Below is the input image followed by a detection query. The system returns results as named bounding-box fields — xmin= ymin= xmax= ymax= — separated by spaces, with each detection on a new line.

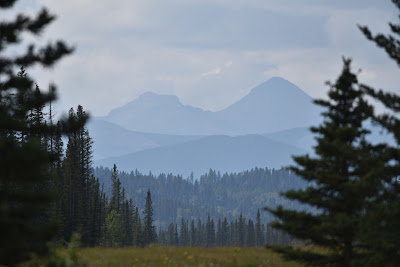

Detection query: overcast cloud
xmin=10 ymin=0 xmax=400 ymax=115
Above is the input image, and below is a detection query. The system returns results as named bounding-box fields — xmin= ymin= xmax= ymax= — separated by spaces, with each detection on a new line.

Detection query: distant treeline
xmin=158 ymin=210 xmax=292 ymax=247
xmin=94 ymin=166 xmax=308 ymax=229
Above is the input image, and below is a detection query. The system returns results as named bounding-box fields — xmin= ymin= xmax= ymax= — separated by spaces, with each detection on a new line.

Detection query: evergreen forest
xmin=94 ymin=166 xmax=307 ymax=229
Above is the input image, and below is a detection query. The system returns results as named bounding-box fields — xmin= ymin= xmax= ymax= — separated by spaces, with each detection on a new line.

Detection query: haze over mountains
xmin=91 ymin=77 xmax=323 ymax=176
xmin=96 ymin=134 xmax=305 ymax=177
xmin=87 ymin=120 xmax=203 ymax=161
xmin=97 ymin=77 xmax=321 ymax=135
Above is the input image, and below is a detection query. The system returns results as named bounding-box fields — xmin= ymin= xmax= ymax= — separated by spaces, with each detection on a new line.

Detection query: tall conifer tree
xmin=266 ymin=59 xmax=380 ymax=266
xmin=0 ymin=1 xmax=74 ymax=264
xmin=357 ymin=1 xmax=400 ymax=264
xmin=255 ymin=209 xmax=263 ymax=246
xmin=143 ymin=189 xmax=156 ymax=245
xmin=108 ymin=164 xmax=122 ymax=214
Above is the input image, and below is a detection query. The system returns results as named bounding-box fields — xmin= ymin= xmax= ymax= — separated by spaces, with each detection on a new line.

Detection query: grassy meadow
xmin=72 ymin=246 xmax=302 ymax=267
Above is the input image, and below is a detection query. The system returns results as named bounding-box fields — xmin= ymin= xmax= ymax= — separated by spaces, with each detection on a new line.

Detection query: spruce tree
xmin=221 ymin=217 xmax=229 ymax=246
xmin=174 ymin=224 xmax=179 ymax=245
xmin=255 ymin=209 xmax=263 ymax=246
xmin=62 ymin=106 xmax=92 ymax=243
xmin=0 ymin=1 xmax=74 ymax=265
xmin=108 ymin=164 xmax=122 ymax=214
xmin=238 ymin=213 xmax=245 ymax=247
xmin=125 ymin=199 xmax=135 ymax=246
xmin=166 ymin=222 xmax=175 ymax=246
xmin=179 ymin=217 xmax=187 ymax=246
xmin=266 ymin=59 xmax=379 ymax=266
xmin=216 ymin=218 xmax=222 ymax=246
xmin=133 ymin=210 xmax=143 ymax=247
xmin=143 ymin=189 xmax=156 ymax=245
xmin=189 ymin=219 xmax=196 ymax=246
xmin=246 ymin=219 xmax=255 ymax=247
xmin=356 ymin=1 xmax=400 ymax=264
xmin=196 ymin=219 xmax=204 ymax=246
xmin=102 ymin=210 xmax=124 ymax=247
xmin=210 ymin=218 xmax=216 ymax=247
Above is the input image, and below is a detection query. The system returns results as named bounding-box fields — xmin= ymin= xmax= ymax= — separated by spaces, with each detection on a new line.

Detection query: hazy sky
xmin=10 ymin=0 xmax=400 ymax=116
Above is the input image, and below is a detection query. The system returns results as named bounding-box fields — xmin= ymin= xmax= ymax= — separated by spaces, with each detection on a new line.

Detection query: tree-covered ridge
xmin=94 ymin=166 xmax=308 ymax=229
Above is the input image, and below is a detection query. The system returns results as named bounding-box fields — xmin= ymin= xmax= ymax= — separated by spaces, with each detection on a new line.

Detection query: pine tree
xmin=266 ymin=59 xmax=379 ymax=266
xmin=99 ymin=185 xmax=107 ymax=245
xmin=102 ymin=210 xmax=124 ymax=247
xmin=205 ymin=214 xmax=214 ymax=247
xmin=166 ymin=222 xmax=175 ymax=246
xmin=216 ymin=218 xmax=222 ymax=246
xmin=246 ymin=219 xmax=255 ymax=247
xmin=232 ymin=220 xmax=238 ymax=246
xmin=255 ymin=209 xmax=263 ymax=246
xmin=260 ymin=223 xmax=266 ymax=246
xmin=179 ymin=217 xmax=188 ymax=246
xmin=196 ymin=219 xmax=204 ymax=246
xmin=61 ymin=106 xmax=93 ymax=243
xmin=238 ymin=213 xmax=245 ymax=247
xmin=143 ymin=189 xmax=156 ymax=245
xmin=221 ymin=217 xmax=229 ymax=246
xmin=210 ymin=218 xmax=216 ymax=247
xmin=356 ymin=1 xmax=400 ymax=264
xmin=26 ymin=83 xmax=46 ymax=143
xmin=158 ymin=228 xmax=166 ymax=245
xmin=0 ymin=1 xmax=73 ymax=265
xmin=133 ymin=209 xmax=143 ymax=247
xmin=125 ymin=199 xmax=135 ymax=246
xmin=53 ymin=122 xmax=64 ymax=176
xmin=174 ymin=224 xmax=179 ymax=246
xmin=46 ymin=123 xmax=64 ymax=242
xmin=189 ymin=219 xmax=196 ymax=246
xmin=108 ymin=164 xmax=122 ymax=214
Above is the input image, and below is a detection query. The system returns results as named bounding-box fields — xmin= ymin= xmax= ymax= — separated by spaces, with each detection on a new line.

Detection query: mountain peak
xmin=248 ymin=77 xmax=312 ymax=100
xmin=105 ymin=92 xmax=181 ymax=119
xmin=138 ymin=91 xmax=180 ymax=103
xmin=140 ymin=91 xmax=160 ymax=98
xmin=266 ymin=76 xmax=290 ymax=83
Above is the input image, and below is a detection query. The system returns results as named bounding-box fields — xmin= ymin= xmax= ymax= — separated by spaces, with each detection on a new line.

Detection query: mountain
xmin=97 ymin=92 xmax=224 ymax=135
xmin=214 ymin=77 xmax=322 ymax=134
xmin=87 ymin=119 xmax=203 ymax=161
xmin=97 ymin=77 xmax=322 ymax=135
xmin=95 ymin=134 xmax=305 ymax=177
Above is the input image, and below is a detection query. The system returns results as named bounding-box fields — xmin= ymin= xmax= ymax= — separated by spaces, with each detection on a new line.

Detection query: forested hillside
xmin=94 ymin=166 xmax=308 ymax=229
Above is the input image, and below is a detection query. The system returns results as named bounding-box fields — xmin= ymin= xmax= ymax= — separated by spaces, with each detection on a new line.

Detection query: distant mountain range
xmin=90 ymin=77 xmax=324 ymax=175
xmin=97 ymin=77 xmax=322 ymax=135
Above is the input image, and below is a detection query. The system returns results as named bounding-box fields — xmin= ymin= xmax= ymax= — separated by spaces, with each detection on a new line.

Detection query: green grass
xmin=74 ymin=246 xmax=302 ymax=267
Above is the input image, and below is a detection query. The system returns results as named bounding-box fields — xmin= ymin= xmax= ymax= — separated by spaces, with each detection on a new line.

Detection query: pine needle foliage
xmin=356 ymin=0 xmax=400 ymax=265
xmin=0 ymin=1 xmax=76 ymax=265
xmin=265 ymin=59 xmax=382 ymax=267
